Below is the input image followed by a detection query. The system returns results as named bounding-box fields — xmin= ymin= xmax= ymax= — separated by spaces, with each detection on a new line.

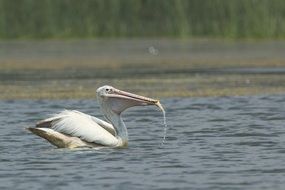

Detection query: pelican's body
xmin=28 ymin=86 xmax=159 ymax=148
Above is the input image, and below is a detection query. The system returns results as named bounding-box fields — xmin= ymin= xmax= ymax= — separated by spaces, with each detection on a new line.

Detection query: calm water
xmin=1 ymin=95 xmax=285 ymax=190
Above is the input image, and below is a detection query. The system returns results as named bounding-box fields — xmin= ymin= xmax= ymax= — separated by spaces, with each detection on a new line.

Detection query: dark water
xmin=1 ymin=95 xmax=285 ymax=190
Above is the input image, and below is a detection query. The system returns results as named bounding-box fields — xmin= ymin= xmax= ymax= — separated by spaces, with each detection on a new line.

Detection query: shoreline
xmin=1 ymin=40 xmax=285 ymax=99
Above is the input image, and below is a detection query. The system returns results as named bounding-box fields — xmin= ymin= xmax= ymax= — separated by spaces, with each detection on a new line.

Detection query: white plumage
xmin=46 ymin=110 xmax=118 ymax=146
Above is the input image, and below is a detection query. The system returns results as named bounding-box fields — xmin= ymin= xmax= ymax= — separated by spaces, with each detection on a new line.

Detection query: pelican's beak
xmin=114 ymin=89 xmax=158 ymax=105
xmin=105 ymin=88 xmax=159 ymax=113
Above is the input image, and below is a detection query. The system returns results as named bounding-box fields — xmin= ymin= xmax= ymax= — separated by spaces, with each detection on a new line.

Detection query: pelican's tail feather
xmin=27 ymin=127 xmax=91 ymax=148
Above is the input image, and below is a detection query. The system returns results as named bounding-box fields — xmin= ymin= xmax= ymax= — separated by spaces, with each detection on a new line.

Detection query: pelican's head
xmin=96 ymin=85 xmax=158 ymax=118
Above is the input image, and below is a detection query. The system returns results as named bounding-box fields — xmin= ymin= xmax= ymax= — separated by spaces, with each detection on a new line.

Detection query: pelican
xmin=28 ymin=85 xmax=161 ymax=148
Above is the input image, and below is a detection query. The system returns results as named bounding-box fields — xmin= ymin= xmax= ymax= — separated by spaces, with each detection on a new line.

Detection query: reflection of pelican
xmin=28 ymin=85 xmax=160 ymax=148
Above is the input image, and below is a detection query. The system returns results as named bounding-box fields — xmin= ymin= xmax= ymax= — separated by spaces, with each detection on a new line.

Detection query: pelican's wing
xmin=36 ymin=110 xmax=118 ymax=147
xmin=87 ymin=114 xmax=116 ymax=136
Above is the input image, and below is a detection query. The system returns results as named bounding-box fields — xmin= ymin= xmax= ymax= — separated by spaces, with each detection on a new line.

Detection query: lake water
xmin=0 ymin=95 xmax=285 ymax=190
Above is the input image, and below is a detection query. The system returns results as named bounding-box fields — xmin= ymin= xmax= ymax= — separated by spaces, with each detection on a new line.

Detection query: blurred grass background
xmin=1 ymin=0 xmax=285 ymax=39
xmin=1 ymin=0 xmax=285 ymax=99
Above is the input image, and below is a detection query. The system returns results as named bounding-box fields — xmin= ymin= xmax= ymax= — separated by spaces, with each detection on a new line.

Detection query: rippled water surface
xmin=1 ymin=95 xmax=285 ymax=190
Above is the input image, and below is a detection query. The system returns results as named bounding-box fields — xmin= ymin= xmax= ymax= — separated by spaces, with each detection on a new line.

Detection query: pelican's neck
xmin=98 ymin=99 xmax=128 ymax=147
xmin=108 ymin=113 xmax=128 ymax=147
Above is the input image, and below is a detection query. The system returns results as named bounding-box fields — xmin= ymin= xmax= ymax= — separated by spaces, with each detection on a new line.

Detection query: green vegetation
xmin=0 ymin=0 xmax=285 ymax=39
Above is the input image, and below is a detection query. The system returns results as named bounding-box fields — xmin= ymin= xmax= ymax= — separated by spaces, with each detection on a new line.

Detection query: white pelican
xmin=28 ymin=85 xmax=161 ymax=148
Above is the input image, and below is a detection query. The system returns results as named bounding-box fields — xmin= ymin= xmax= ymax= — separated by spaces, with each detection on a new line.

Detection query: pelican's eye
xmin=105 ymin=88 xmax=112 ymax=93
